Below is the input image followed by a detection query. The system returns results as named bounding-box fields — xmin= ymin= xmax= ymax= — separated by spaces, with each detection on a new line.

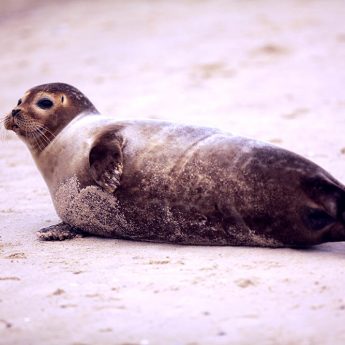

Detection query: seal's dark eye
xmin=37 ymin=98 xmax=53 ymax=109
xmin=17 ymin=99 xmax=22 ymax=106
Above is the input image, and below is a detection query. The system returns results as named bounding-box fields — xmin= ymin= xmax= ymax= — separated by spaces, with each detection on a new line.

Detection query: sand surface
xmin=1 ymin=0 xmax=345 ymax=344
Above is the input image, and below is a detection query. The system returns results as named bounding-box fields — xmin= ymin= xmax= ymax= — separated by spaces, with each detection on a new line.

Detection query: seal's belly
xmin=54 ymin=174 xmax=279 ymax=246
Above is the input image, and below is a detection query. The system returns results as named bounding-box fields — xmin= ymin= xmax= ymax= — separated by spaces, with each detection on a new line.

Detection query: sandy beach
xmin=1 ymin=0 xmax=345 ymax=344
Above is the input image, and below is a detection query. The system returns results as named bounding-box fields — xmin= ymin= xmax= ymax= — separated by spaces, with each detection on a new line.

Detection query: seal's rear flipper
xmin=301 ymin=174 xmax=345 ymax=243
xmin=301 ymin=174 xmax=345 ymax=222
xmin=37 ymin=222 xmax=88 ymax=241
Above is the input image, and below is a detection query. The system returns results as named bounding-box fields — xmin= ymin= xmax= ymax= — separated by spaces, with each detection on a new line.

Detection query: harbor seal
xmin=3 ymin=83 xmax=345 ymax=247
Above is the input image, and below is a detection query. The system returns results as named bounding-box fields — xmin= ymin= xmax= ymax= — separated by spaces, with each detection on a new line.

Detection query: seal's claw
xmin=37 ymin=222 xmax=86 ymax=241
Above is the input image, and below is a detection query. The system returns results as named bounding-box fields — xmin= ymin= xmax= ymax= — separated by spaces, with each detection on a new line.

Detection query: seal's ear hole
xmin=303 ymin=208 xmax=334 ymax=231
xmin=61 ymin=95 xmax=65 ymax=103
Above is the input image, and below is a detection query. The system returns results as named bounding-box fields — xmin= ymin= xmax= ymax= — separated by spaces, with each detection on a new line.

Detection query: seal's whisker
xmin=10 ymin=114 xmax=56 ymax=150
xmin=31 ymin=131 xmax=45 ymax=151
xmin=0 ymin=112 xmax=9 ymax=122
xmin=27 ymin=128 xmax=43 ymax=151
xmin=37 ymin=130 xmax=50 ymax=149
xmin=34 ymin=135 xmax=44 ymax=152
xmin=25 ymin=119 xmax=56 ymax=144
xmin=38 ymin=124 xmax=56 ymax=140
xmin=0 ymin=126 xmax=9 ymax=142
xmin=0 ymin=114 xmax=7 ymax=124
xmin=34 ymin=126 xmax=51 ymax=143
xmin=0 ymin=115 xmax=10 ymax=143
xmin=35 ymin=128 xmax=52 ymax=147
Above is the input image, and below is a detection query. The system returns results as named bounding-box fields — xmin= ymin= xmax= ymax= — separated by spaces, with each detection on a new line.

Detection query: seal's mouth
xmin=3 ymin=115 xmax=19 ymax=132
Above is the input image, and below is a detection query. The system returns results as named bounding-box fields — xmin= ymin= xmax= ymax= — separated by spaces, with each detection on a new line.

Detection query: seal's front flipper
xmin=89 ymin=133 xmax=124 ymax=194
xmin=37 ymin=222 xmax=86 ymax=241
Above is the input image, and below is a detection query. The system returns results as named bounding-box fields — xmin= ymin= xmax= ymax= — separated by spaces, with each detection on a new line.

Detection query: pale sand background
xmin=1 ymin=1 xmax=345 ymax=344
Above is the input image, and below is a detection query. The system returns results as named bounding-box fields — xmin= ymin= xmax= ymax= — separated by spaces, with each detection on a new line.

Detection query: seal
xmin=3 ymin=83 xmax=345 ymax=247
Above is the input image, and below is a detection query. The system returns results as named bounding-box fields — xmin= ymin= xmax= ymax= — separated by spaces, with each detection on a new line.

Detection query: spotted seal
xmin=3 ymin=83 xmax=345 ymax=247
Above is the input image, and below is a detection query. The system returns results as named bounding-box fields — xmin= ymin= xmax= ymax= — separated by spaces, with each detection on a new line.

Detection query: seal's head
xmin=3 ymin=83 xmax=98 ymax=154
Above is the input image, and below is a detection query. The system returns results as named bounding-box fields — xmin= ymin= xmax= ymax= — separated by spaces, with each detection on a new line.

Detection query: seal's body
xmin=4 ymin=83 xmax=345 ymax=246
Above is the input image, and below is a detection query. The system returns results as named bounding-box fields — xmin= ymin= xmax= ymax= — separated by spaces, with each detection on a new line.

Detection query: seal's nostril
xmin=12 ymin=108 xmax=21 ymax=117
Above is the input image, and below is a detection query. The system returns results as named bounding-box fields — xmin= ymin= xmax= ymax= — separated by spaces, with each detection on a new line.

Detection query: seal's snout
xmin=3 ymin=113 xmax=18 ymax=131
xmin=11 ymin=108 xmax=21 ymax=117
